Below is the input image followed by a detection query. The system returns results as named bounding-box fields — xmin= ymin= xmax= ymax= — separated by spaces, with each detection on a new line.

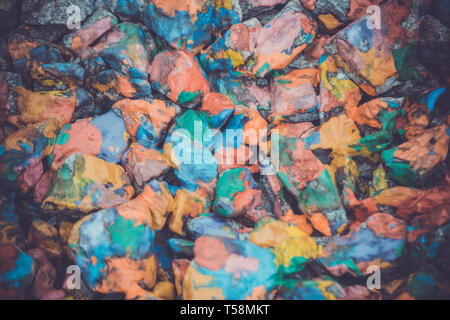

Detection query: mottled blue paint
xmin=0 ymin=251 xmax=33 ymax=289
xmin=90 ymin=109 xmax=128 ymax=164
xmin=209 ymin=109 xmax=234 ymax=129
xmin=173 ymin=137 xmax=218 ymax=187
xmin=187 ymin=216 xmax=239 ymax=240
xmin=73 ymin=87 xmax=93 ymax=107
xmin=167 ymin=238 xmax=194 ymax=256
xmin=116 ymin=0 xmax=142 ymax=17
xmin=136 ymin=115 xmax=158 ymax=148
xmin=214 ymin=113 xmax=245 ymax=152
xmin=332 ymin=227 xmax=404 ymax=263
xmin=28 ymin=44 xmax=63 ymax=65
xmin=344 ymin=17 xmax=375 ymax=53
xmin=143 ymin=5 xmax=193 ymax=44
xmin=425 ymin=87 xmax=446 ymax=112
xmin=74 ymin=206 xmax=155 ymax=290
xmin=40 ymin=63 xmax=85 ymax=82
xmin=303 ymin=131 xmax=321 ymax=150
xmin=290 ymin=286 xmax=326 ymax=300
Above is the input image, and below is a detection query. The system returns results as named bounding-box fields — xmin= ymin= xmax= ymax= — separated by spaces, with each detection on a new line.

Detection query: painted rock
xmin=187 ymin=216 xmax=239 ymax=240
xmin=250 ymin=218 xmax=319 ymax=274
xmin=9 ymin=87 xmax=80 ymax=126
xmin=167 ymin=109 xmax=216 ymax=150
xmin=27 ymin=219 xmax=63 ymax=258
xmin=216 ymin=77 xmax=272 ymax=113
xmin=271 ymin=132 xmax=346 ymax=235
xmin=0 ymin=222 xmax=25 ymax=249
xmin=182 ymin=236 xmax=280 ymax=299
xmin=406 ymin=207 xmax=450 ymax=244
xmin=199 ymin=92 xmax=235 ymax=130
xmin=263 ymin=128 xmax=315 ymax=225
xmin=49 ymin=109 xmax=129 ymax=170
xmin=381 ymin=124 xmax=449 ymax=187
xmin=167 ymin=239 xmax=194 ymax=257
xmin=213 ymin=125 xmax=260 ymax=174
xmin=200 ymin=18 xmax=262 ymax=73
xmin=318 ymin=213 xmax=407 ymax=277
xmin=64 ymin=9 xmax=119 ymax=58
xmin=299 ymin=0 xmax=382 ymax=31
xmin=303 ymin=114 xmax=362 ymax=189
xmin=42 ymin=154 xmax=134 ymax=214
xmin=227 ymin=105 xmax=269 ymax=148
xmin=27 ymin=248 xmax=65 ymax=300
xmin=58 ymin=221 xmax=74 ymax=258
xmin=166 ymin=140 xmax=217 ymax=187
xmin=396 ymin=87 xmax=447 ymax=141
xmin=318 ymin=54 xmax=361 ymax=113
xmin=346 ymin=97 xmax=405 ymax=130
xmin=90 ymin=69 xmax=152 ymax=103
xmin=304 ymin=112 xmax=360 ymax=156
xmin=108 ymin=0 xmax=240 ymax=53
xmin=279 ymin=210 xmax=314 ymax=236
xmin=94 ymin=23 xmax=154 ymax=80
xmin=305 ymin=34 xmax=331 ymax=63
xmin=68 ymin=203 xmax=158 ymax=299
xmin=124 ymin=144 xmax=169 ymax=187
xmin=279 ymin=277 xmax=346 ymax=300
xmin=8 ymin=36 xmax=64 ymax=79
xmin=34 ymin=171 xmax=54 ymax=204
xmin=369 ymin=164 xmax=389 ymax=196
xmin=269 ymin=68 xmax=319 ymax=123
xmin=32 ymin=62 xmax=85 ymax=89
xmin=150 ymin=50 xmax=210 ymax=108
xmin=213 ymin=167 xmax=264 ymax=221
xmin=352 ymin=108 xmax=402 ymax=154
xmin=0 ymin=119 xmax=59 ymax=190
xmin=375 ymin=174 xmax=450 ymax=222
xmin=249 ymin=0 xmax=318 ymax=77
xmin=164 ymin=111 xmax=218 ymax=188
xmin=151 ymin=281 xmax=176 ymax=300
xmin=169 ymin=183 xmax=217 ymax=235
xmin=0 ymin=244 xmax=35 ymax=299
xmin=212 ymin=98 xmax=271 ymax=173
xmin=82 ymin=23 xmax=154 ymax=102
xmin=113 ymin=98 xmax=176 ymax=148
xmin=324 ymin=0 xmax=422 ymax=96
xmin=116 ymin=180 xmax=175 ymax=232
xmin=70 ymin=88 xmax=96 ymax=121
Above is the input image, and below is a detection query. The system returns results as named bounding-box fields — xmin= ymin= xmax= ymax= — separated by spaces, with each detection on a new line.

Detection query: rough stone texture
xmin=22 ymin=0 xmax=95 ymax=26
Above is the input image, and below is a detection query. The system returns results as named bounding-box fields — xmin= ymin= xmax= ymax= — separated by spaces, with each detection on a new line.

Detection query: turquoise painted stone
xmin=182 ymin=236 xmax=281 ymax=299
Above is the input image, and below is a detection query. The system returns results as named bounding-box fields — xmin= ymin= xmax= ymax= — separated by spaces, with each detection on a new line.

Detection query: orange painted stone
xmin=150 ymin=50 xmax=210 ymax=108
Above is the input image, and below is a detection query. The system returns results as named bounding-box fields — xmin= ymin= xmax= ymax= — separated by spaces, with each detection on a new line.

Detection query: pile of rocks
xmin=0 ymin=0 xmax=449 ymax=300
